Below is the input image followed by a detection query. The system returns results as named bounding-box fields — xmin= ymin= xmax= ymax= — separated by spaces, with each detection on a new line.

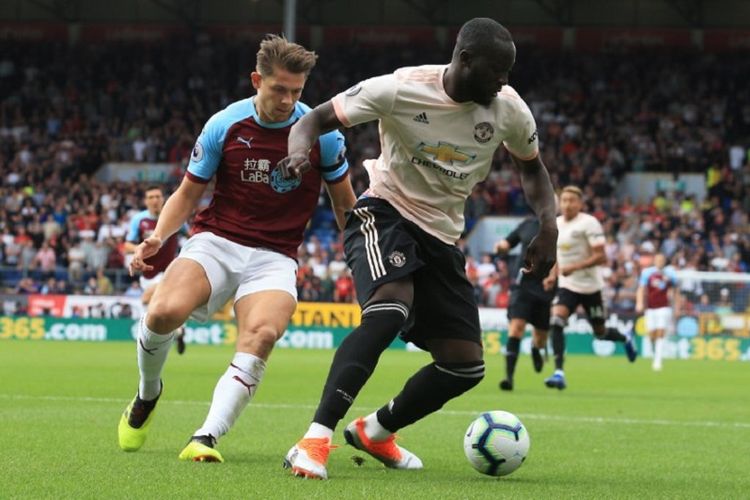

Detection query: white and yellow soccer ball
xmin=463 ymin=410 xmax=530 ymax=477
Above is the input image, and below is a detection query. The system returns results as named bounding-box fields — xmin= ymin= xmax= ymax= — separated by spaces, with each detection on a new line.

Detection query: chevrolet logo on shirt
xmin=417 ymin=142 xmax=476 ymax=165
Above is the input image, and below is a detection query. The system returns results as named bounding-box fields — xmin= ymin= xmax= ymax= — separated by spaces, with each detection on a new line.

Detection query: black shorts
xmin=552 ymin=288 xmax=606 ymax=322
xmin=507 ymin=285 xmax=552 ymax=330
xmin=344 ymin=197 xmax=481 ymax=350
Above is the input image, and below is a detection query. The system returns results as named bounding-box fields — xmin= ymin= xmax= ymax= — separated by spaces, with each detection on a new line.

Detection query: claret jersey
xmin=186 ymin=97 xmax=349 ymax=259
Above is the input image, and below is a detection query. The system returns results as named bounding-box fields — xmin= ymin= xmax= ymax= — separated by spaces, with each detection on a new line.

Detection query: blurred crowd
xmin=1 ymin=37 xmax=749 ymax=311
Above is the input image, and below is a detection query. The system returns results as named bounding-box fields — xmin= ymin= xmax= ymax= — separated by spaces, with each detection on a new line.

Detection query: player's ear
xmin=458 ymin=49 xmax=473 ymax=68
xmin=250 ymin=72 xmax=263 ymax=90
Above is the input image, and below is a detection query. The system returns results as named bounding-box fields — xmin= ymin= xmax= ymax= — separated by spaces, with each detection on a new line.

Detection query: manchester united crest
xmin=473 ymin=122 xmax=494 ymax=144
xmin=388 ymin=251 xmax=406 ymax=268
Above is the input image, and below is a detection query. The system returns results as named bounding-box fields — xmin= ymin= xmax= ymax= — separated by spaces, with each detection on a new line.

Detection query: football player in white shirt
xmin=544 ymin=186 xmax=637 ymax=390
xmin=278 ymin=18 xmax=558 ymax=480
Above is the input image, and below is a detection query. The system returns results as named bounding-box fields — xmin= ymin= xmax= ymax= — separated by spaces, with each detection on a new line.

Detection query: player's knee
xmin=550 ymin=315 xmax=567 ymax=330
xmin=433 ymin=360 xmax=485 ymax=396
xmin=146 ymin=298 xmax=189 ymax=333
xmin=237 ymin=323 xmax=280 ymax=352
xmin=360 ymin=299 xmax=410 ymax=333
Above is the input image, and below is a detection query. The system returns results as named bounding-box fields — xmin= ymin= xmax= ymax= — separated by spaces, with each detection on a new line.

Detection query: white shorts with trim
xmin=139 ymin=272 xmax=165 ymax=291
xmin=645 ymin=307 xmax=672 ymax=332
xmin=178 ymin=232 xmax=298 ymax=322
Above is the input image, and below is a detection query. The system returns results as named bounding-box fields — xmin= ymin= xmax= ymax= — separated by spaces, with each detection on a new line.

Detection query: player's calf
xmin=377 ymin=360 xmax=484 ymax=432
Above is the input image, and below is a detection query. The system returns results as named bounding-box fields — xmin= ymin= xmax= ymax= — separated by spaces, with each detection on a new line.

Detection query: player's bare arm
xmin=129 ymin=177 xmax=206 ymax=275
xmin=494 ymin=239 xmax=511 ymax=254
xmin=543 ymin=261 xmax=558 ymax=291
xmin=636 ymin=283 xmax=646 ymax=313
xmin=324 ymin=176 xmax=357 ymax=231
xmin=560 ymin=244 xmax=606 ymax=277
xmin=278 ymin=101 xmax=344 ymax=179
xmin=510 ymin=154 xmax=557 ymax=279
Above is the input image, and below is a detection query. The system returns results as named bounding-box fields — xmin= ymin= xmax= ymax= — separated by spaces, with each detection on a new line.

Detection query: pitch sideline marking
xmin=2 ymin=393 xmax=749 ymax=429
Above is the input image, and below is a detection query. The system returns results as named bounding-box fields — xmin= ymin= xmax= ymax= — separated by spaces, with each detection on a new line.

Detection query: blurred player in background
xmin=125 ymin=185 xmax=186 ymax=354
xmin=118 ymin=35 xmax=356 ymax=463
xmin=636 ymin=253 xmax=679 ymax=371
xmin=279 ymin=17 xmax=557 ymax=480
xmin=495 ymin=214 xmax=558 ymax=391
xmin=544 ymin=185 xmax=637 ymax=390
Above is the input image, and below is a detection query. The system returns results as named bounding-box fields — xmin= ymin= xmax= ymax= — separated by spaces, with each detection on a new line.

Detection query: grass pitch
xmin=1 ymin=340 xmax=749 ymax=499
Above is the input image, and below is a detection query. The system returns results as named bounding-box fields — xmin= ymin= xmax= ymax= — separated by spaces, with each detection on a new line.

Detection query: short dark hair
xmin=455 ymin=17 xmax=513 ymax=53
xmin=144 ymin=185 xmax=163 ymax=194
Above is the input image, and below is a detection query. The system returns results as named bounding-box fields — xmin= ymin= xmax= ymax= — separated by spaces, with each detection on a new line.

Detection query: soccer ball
xmin=463 ymin=410 xmax=530 ymax=477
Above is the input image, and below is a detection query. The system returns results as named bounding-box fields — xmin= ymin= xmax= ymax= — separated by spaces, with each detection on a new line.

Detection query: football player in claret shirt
xmin=279 ymin=17 xmax=557 ymax=479
xmin=125 ymin=185 xmax=187 ymax=354
xmin=118 ymin=35 xmax=356 ymax=463
xmin=636 ymin=253 xmax=679 ymax=371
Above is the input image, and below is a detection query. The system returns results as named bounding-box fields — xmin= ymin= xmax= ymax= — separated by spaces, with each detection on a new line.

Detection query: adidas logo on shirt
xmin=413 ymin=112 xmax=429 ymax=124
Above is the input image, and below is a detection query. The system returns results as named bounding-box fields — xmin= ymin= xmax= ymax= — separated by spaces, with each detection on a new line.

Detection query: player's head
xmin=251 ymin=34 xmax=318 ymax=123
xmin=654 ymin=253 xmax=667 ymax=269
xmin=143 ymin=185 xmax=164 ymax=215
xmin=559 ymin=185 xmax=584 ymax=220
xmin=451 ymin=18 xmax=515 ymax=106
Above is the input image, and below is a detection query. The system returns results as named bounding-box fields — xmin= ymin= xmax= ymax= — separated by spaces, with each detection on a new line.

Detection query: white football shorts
xmin=645 ymin=307 xmax=672 ymax=332
xmin=177 ymin=231 xmax=298 ymax=322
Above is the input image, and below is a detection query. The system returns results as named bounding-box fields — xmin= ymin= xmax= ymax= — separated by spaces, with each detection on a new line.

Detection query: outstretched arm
xmin=278 ymin=102 xmax=344 ymax=179
xmin=511 ymin=154 xmax=558 ymax=278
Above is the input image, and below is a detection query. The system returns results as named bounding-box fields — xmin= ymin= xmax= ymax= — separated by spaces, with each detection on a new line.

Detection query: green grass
xmin=1 ymin=340 xmax=749 ymax=499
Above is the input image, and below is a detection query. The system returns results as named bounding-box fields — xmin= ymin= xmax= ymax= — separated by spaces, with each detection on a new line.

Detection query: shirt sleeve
xmin=331 ymin=74 xmax=397 ymax=128
xmin=585 ymin=217 xmax=606 ymax=247
xmin=318 ymin=129 xmax=349 ymax=184
xmin=639 ymin=268 xmax=653 ymax=287
xmin=126 ymin=214 xmax=141 ymax=243
xmin=186 ymin=113 xmax=225 ymax=183
xmin=502 ymin=98 xmax=539 ymax=161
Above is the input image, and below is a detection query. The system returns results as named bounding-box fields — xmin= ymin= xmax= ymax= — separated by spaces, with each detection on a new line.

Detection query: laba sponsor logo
xmin=277 ymin=329 xmax=333 ymax=349
xmin=48 ymin=323 xmax=107 ymax=341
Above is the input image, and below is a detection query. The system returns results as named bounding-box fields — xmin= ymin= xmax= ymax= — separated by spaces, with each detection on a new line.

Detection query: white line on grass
xmin=2 ymin=393 xmax=749 ymax=430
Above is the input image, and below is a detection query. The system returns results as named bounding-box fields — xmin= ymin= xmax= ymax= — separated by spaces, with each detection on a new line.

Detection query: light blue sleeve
xmin=318 ymin=129 xmax=349 ymax=183
xmin=126 ymin=212 xmax=144 ymax=242
xmin=666 ymin=267 xmax=678 ymax=286
xmin=187 ymin=114 xmax=226 ymax=181
xmin=639 ymin=267 xmax=654 ymax=287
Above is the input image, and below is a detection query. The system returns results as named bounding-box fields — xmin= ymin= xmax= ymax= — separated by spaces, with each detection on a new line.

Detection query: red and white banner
xmin=28 ymin=295 xmax=143 ymax=319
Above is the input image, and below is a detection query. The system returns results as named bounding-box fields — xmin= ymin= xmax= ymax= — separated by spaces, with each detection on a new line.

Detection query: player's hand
xmin=523 ymin=225 xmax=557 ymax=279
xmin=128 ymin=236 xmax=162 ymax=276
xmin=277 ymin=153 xmax=312 ymax=180
xmin=542 ymin=275 xmax=556 ymax=291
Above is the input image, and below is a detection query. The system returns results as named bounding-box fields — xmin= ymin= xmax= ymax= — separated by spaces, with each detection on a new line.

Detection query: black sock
xmin=376 ymin=361 xmax=484 ymax=432
xmin=313 ymin=301 xmax=408 ymax=430
xmin=505 ymin=337 xmax=520 ymax=381
xmin=601 ymin=327 xmax=626 ymax=342
xmin=551 ymin=324 xmax=565 ymax=371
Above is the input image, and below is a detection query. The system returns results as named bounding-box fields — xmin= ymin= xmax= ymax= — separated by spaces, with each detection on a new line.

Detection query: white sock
xmin=303 ymin=422 xmax=334 ymax=441
xmin=362 ymin=412 xmax=391 ymax=441
xmin=653 ymin=338 xmax=664 ymax=365
xmin=137 ymin=314 xmax=174 ymax=400
xmin=554 ymin=369 xmax=565 ymax=376
xmin=195 ymin=352 xmax=266 ymax=441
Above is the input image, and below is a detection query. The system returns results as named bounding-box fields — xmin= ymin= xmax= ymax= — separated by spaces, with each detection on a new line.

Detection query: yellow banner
xmin=290 ymin=302 xmax=361 ymax=329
